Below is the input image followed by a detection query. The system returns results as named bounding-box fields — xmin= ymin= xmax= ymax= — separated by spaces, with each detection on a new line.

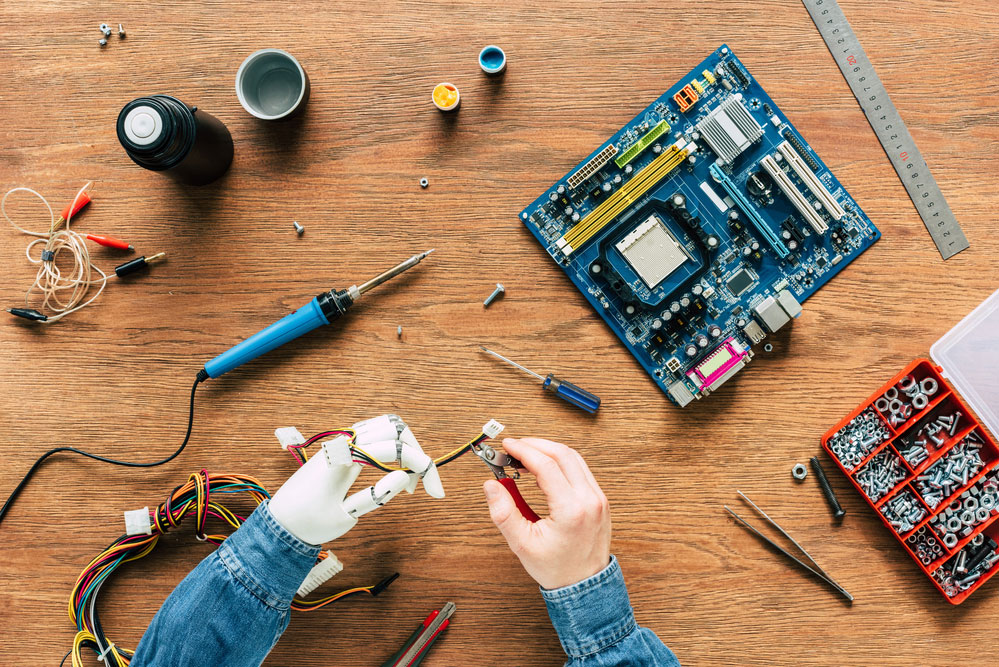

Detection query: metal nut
xmin=791 ymin=463 xmax=807 ymax=481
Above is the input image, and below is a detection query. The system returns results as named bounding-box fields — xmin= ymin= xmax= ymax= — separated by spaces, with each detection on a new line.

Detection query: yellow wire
xmin=350 ymin=433 xmax=484 ymax=473
xmin=72 ymin=629 xmax=126 ymax=667
xmin=293 ymin=585 xmax=373 ymax=608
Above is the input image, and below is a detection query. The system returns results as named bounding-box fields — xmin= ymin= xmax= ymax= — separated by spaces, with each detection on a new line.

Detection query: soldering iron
xmin=0 ymin=249 xmax=435 ymax=527
xmin=204 ymin=249 xmax=434 ymax=378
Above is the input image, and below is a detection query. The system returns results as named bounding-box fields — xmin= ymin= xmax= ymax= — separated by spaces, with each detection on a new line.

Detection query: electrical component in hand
xmin=283 ymin=420 xmax=493 ymax=473
xmin=2 ymin=183 xmax=162 ymax=323
xmin=66 ymin=470 xmax=398 ymax=667
xmin=281 ymin=416 xmax=534 ymax=520
xmin=203 ymin=249 xmax=435 ymax=378
xmin=479 ymin=346 xmax=601 ymax=413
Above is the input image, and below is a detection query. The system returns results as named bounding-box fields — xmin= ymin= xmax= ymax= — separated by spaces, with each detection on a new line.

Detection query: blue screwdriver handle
xmin=204 ymin=297 xmax=330 ymax=378
xmin=543 ymin=374 xmax=601 ymax=413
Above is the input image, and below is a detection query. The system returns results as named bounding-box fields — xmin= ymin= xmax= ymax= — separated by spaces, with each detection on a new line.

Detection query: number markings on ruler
xmin=801 ymin=0 xmax=969 ymax=260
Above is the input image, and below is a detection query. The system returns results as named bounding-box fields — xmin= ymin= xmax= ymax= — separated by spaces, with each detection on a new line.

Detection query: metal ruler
xmin=801 ymin=0 xmax=969 ymax=259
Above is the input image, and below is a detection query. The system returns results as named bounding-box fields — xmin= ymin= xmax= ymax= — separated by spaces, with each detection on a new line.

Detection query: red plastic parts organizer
xmin=820 ymin=290 xmax=999 ymax=604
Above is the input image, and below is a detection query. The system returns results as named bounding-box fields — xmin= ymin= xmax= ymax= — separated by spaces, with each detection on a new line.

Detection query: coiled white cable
xmin=2 ymin=182 xmax=108 ymax=323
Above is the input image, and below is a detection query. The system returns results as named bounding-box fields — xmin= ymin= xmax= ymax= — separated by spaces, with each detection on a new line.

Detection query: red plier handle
xmin=472 ymin=442 xmax=541 ymax=523
xmin=498 ymin=477 xmax=541 ymax=522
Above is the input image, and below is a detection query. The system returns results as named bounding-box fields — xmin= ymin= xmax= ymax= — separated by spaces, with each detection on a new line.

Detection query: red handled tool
xmin=381 ymin=602 xmax=455 ymax=667
xmin=471 ymin=440 xmax=541 ymax=522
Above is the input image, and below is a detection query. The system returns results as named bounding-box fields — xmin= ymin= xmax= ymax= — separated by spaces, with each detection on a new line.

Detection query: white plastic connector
xmin=296 ymin=551 xmax=344 ymax=597
xmin=320 ymin=436 xmax=353 ymax=467
xmin=124 ymin=507 xmax=152 ymax=536
xmin=275 ymin=426 xmax=306 ymax=450
xmin=482 ymin=419 xmax=504 ymax=439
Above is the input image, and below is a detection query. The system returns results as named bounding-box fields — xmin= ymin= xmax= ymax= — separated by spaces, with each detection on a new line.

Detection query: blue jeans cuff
xmin=540 ymin=555 xmax=637 ymax=658
xmin=217 ymin=500 xmax=321 ymax=610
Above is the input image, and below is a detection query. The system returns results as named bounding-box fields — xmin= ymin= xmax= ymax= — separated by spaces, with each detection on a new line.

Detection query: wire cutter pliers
xmin=470 ymin=441 xmax=541 ymax=522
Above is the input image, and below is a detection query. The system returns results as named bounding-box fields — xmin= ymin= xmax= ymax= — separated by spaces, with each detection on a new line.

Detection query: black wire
xmin=59 ymin=649 xmax=71 ymax=667
xmin=0 ymin=371 xmax=208 ymax=528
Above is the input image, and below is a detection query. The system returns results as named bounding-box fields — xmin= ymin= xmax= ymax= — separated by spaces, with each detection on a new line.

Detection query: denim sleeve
xmin=542 ymin=555 xmax=679 ymax=667
xmin=130 ymin=499 xmax=320 ymax=667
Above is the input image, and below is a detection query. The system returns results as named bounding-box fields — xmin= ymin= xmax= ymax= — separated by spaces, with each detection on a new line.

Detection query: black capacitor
xmin=116 ymin=95 xmax=233 ymax=186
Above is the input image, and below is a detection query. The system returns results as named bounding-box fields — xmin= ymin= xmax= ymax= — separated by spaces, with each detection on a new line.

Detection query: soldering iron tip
xmin=423 ymin=248 xmax=436 ymax=257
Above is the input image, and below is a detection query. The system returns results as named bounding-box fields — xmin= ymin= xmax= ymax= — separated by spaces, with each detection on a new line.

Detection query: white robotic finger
xmin=399 ymin=426 xmax=422 ymax=450
xmin=342 ymin=469 xmax=411 ymax=518
xmin=357 ymin=439 xmax=444 ymax=498
xmin=351 ymin=414 xmax=406 ymax=446
xmin=398 ymin=426 xmax=437 ymax=495
xmin=400 ymin=444 xmax=445 ymax=498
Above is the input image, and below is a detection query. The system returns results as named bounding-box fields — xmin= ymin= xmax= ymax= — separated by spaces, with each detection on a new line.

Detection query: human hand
xmin=269 ymin=415 xmax=444 ymax=546
xmin=484 ymin=437 xmax=611 ymax=590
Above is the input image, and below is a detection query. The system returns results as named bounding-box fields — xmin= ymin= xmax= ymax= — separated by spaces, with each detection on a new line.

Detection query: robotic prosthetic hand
xmin=269 ymin=414 xmax=445 ymax=547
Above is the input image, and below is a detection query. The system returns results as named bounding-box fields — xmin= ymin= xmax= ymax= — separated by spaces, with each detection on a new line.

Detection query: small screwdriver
xmin=203 ymin=250 xmax=434 ymax=378
xmin=480 ymin=347 xmax=600 ymax=413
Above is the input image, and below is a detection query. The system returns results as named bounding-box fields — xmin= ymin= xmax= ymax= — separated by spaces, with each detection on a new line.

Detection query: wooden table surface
xmin=1 ymin=1 xmax=997 ymax=665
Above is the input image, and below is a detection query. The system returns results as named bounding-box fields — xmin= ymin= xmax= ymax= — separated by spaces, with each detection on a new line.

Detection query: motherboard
xmin=520 ymin=45 xmax=879 ymax=407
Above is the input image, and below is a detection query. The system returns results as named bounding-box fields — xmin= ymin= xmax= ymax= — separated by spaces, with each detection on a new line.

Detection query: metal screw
xmin=397 ymin=325 xmax=402 ymax=338
xmin=293 ymin=221 xmax=304 ymax=235
xmin=810 ymin=457 xmax=846 ymax=519
xmin=419 ymin=177 xmax=429 ymax=189
xmin=483 ymin=283 xmax=504 ymax=307
xmin=118 ymin=24 xmax=126 ymax=38
xmin=98 ymin=38 xmax=108 ymax=47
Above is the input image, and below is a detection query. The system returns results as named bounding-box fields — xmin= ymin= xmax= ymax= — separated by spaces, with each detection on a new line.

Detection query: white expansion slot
xmin=777 ymin=141 xmax=845 ymax=220
xmin=760 ymin=155 xmax=829 ymax=235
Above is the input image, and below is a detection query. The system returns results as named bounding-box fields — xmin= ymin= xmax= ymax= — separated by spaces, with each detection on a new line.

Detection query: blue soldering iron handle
xmin=543 ymin=375 xmax=601 ymax=414
xmin=204 ymin=297 xmax=330 ymax=378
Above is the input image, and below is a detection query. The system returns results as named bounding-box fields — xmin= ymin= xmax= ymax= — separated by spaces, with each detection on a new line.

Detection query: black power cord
xmin=0 ymin=370 xmax=209 ymax=527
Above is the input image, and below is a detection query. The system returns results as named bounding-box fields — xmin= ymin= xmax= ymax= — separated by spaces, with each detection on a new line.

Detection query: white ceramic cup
xmin=235 ymin=49 xmax=310 ymax=120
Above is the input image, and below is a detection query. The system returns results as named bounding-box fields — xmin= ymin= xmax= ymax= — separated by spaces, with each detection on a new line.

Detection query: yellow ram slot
xmin=558 ymin=142 xmax=690 ymax=256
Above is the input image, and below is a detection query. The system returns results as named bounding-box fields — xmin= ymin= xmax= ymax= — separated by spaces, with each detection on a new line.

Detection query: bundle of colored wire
xmin=67 ymin=470 xmax=399 ymax=667
xmin=286 ymin=428 xmax=489 ymax=471
xmin=2 ymin=183 xmax=107 ymax=323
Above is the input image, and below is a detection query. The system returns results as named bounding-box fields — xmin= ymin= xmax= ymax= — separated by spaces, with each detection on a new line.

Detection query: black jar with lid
xmin=116 ymin=95 xmax=233 ymax=186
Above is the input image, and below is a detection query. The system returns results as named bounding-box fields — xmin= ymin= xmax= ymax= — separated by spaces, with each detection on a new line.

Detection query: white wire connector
xmin=275 ymin=426 xmax=306 ymax=450
xmin=123 ymin=507 xmax=152 ymax=536
xmin=296 ymin=551 xmax=344 ymax=597
xmin=482 ymin=419 xmax=504 ymax=439
xmin=321 ymin=436 xmax=353 ymax=468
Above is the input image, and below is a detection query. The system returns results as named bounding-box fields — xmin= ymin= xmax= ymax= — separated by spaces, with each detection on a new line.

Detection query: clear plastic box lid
xmin=931 ymin=289 xmax=999 ymax=441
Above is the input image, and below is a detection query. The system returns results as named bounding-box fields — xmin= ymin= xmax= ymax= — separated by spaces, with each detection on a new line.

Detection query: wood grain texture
xmin=1 ymin=1 xmax=997 ymax=664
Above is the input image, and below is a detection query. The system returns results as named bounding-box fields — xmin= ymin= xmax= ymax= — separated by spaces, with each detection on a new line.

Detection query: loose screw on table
xmin=483 ymin=283 xmax=504 ymax=307
xmin=811 ymin=456 xmax=846 ymax=519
